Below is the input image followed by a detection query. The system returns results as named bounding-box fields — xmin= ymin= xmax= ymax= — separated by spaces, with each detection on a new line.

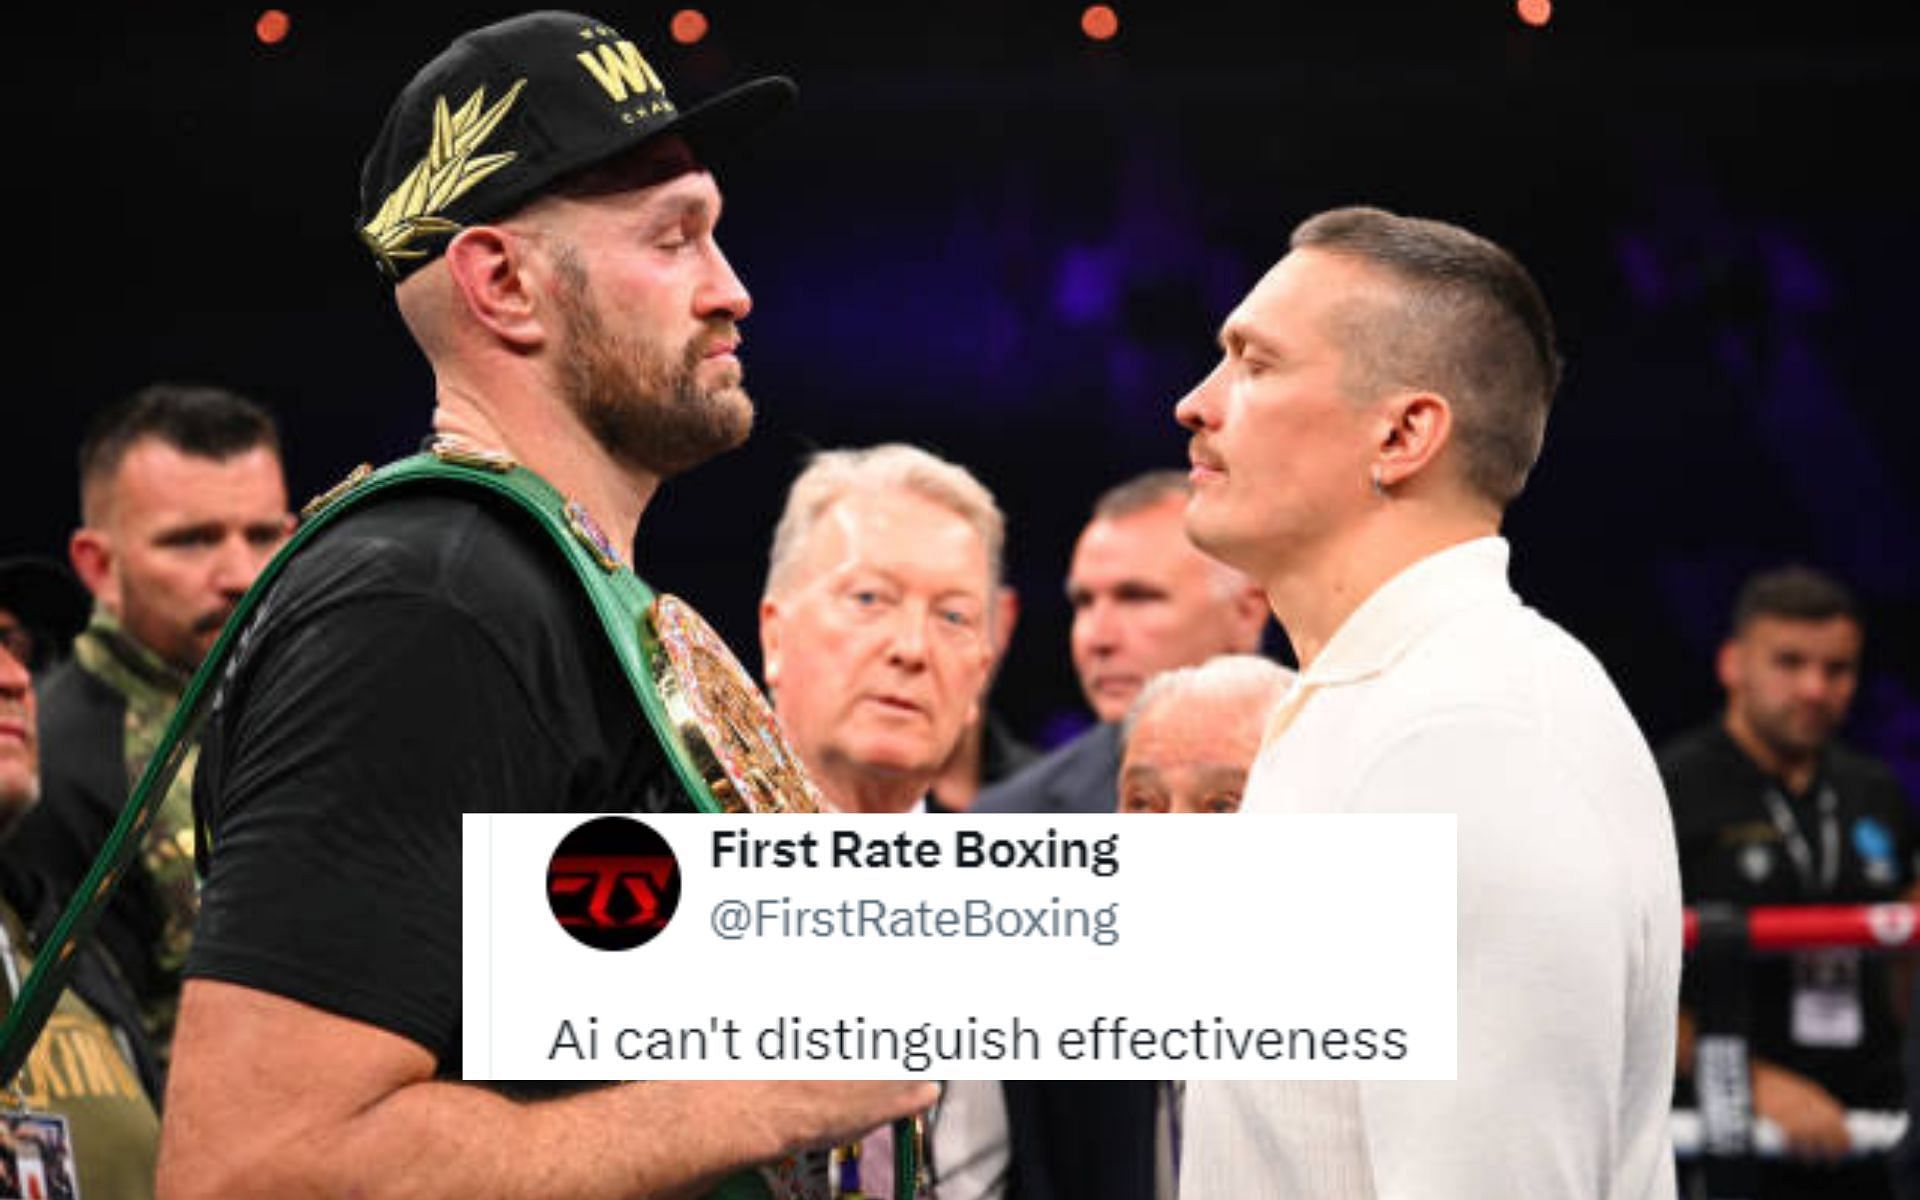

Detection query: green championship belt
xmin=0 ymin=440 xmax=922 ymax=1200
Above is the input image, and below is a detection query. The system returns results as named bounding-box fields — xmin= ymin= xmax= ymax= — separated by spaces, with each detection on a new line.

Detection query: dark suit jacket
xmin=0 ymin=860 xmax=165 ymax=1103
xmin=3 ymin=658 xmax=171 ymax=1018
xmin=972 ymin=722 xmax=1121 ymax=816
xmin=1000 ymin=1081 xmax=1158 ymax=1200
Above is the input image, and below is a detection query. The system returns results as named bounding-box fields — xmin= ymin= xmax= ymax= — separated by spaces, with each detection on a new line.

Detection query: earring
xmin=1370 ymin=467 xmax=1388 ymax=498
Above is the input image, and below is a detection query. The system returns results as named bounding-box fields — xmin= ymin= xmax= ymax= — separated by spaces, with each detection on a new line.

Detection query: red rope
xmin=1683 ymin=903 xmax=1920 ymax=952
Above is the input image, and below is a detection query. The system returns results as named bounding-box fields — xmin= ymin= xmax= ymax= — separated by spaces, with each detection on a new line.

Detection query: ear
xmin=961 ymin=633 xmax=990 ymax=730
xmin=442 ymin=225 xmax=549 ymax=351
xmin=68 ymin=527 xmax=118 ymax=614
xmin=966 ymin=632 xmax=994 ymax=723
xmin=758 ymin=597 xmax=784 ymax=689
xmin=1714 ymin=638 xmax=1742 ymax=693
xmin=1374 ymin=390 xmax=1453 ymax=490
xmin=989 ymin=586 xmax=1020 ymax=669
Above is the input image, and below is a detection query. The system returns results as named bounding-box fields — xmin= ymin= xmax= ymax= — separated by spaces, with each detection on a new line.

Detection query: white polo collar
xmin=1300 ymin=536 xmax=1517 ymax=688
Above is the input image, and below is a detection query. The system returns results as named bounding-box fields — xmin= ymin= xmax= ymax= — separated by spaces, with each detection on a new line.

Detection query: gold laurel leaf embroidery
xmin=403 ymin=216 xmax=463 ymax=237
xmin=423 ymin=149 xmax=476 ymax=212
xmin=370 ymin=217 xmax=462 ymax=265
xmin=448 ymin=86 xmax=487 ymax=134
xmin=365 ymin=162 xmax=413 ymax=233
xmin=434 ymin=152 xmax=516 ymax=212
xmin=366 ymin=171 xmax=407 ymax=234
xmin=361 ymin=78 xmax=528 ymax=276
xmin=430 ymin=93 xmax=456 ymax=171
xmin=399 ymin=158 xmax=434 ymax=222
xmin=457 ymin=84 xmax=523 ymax=156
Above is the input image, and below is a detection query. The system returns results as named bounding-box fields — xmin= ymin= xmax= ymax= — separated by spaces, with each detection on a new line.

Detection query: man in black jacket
xmin=1 ymin=555 xmax=161 ymax=1198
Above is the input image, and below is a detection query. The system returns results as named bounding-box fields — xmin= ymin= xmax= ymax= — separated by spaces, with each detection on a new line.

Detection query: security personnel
xmin=1662 ymin=565 xmax=1917 ymax=1200
xmin=3 ymin=386 xmax=291 ymax=1066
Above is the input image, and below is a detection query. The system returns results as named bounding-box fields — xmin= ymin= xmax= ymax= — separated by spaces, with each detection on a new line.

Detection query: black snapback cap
xmin=357 ymin=10 xmax=795 ymax=280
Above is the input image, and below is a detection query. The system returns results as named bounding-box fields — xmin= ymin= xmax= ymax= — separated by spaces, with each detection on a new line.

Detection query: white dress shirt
xmin=1183 ymin=537 xmax=1682 ymax=1200
xmin=932 ymin=1079 xmax=1011 ymax=1200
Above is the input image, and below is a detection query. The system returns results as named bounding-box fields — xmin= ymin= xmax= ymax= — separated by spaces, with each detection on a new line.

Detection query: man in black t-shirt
xmin=159 ymin=13 xmax=934 ymax=1200
xmin=1662 ymin=565 xmax=1917 ymax=1200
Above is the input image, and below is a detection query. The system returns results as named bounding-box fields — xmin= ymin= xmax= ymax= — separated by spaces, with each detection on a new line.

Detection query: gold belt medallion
xmin=646 ymin=594 xmax=824 ymax=816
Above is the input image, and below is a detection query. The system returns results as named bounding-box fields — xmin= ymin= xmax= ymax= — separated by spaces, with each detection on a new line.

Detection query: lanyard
xmin=1760 ymin=781 xmax=1840 ymax=895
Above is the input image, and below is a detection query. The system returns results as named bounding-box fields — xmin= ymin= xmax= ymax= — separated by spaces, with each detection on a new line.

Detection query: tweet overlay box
xmin=462 ymin=813 xmax=1455 ymax=1081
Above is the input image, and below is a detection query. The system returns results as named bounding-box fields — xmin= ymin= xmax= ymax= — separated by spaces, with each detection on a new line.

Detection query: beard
xmin=1749 ymin=700 xmax=1840 ymax=764
xmin=551 ymin=253 xmax=754 ymax=479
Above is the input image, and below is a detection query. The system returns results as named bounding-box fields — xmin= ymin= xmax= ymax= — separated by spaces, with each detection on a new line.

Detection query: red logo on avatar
xmin=546 ymin=819 xmax=682 ymax=950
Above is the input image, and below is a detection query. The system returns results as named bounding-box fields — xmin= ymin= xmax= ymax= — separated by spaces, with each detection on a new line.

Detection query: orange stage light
xmin=255 ymin=9 xmax=291 ymax=45
xmin=671 ymin=9 xmax=710 ymax=45
xmin=1081 ymin=4 xmax=1120 ymax=42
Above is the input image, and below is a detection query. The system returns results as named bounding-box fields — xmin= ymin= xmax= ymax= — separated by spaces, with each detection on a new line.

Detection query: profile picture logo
xmin=546 ymin=816 xmax=681 ymax=950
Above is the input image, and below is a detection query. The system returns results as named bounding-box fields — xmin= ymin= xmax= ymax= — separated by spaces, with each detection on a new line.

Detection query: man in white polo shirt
xmin=1173 ymin=206 xmax=1682 ymax=1199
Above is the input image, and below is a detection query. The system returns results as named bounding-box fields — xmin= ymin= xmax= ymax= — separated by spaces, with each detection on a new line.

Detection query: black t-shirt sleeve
xmin=188 ymin=591 xmax=571 ymax=1061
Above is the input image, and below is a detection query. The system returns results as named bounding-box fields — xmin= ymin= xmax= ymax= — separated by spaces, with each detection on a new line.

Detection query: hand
xmin=1752 ymin=1061 xmax=1851 ymax=1162
xmin=728 ymin=1081 xmax=939 ymax=1160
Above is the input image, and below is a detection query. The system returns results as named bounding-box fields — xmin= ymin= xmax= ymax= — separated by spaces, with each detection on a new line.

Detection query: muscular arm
xmin=159 ymin=979 xmax=933 ymax=1200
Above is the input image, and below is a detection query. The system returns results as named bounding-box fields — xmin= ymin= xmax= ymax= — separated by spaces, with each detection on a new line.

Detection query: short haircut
xmin=1090 ymin=469 xmax=1191 ymax=523
xmin=79 ymin=383 xmax=281 ymax=520
xmin=1289 ymin=205 xmax=1562 ymax=508
xmin=1120 ymin=653 xmax=1295 ymax=754
xmin=1730 ymin=565 xmax=1859 ymax=636
xmin=764 ymin=443 xmax=1004 ymax=600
